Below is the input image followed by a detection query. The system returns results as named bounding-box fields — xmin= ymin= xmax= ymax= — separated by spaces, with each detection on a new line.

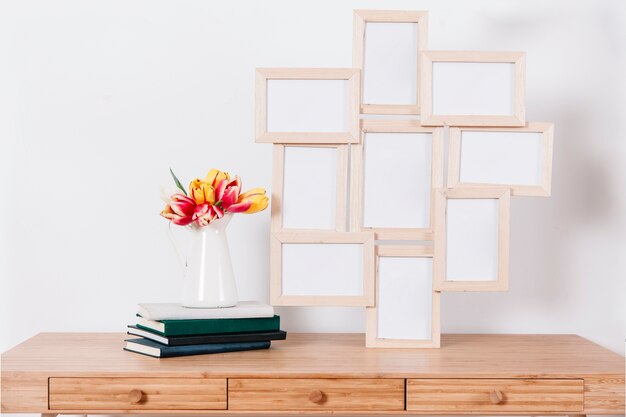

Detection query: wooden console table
xmin=1 ymin=333 xmax=624 ymax=415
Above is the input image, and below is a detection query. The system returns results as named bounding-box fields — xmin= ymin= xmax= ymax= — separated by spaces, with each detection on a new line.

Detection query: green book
xmin=136 ymin=314 xmax=280 ymax=337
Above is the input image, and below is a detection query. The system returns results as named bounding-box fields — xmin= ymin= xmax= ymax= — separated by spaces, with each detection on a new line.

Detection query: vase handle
xmin=167 ymin=221 xmax=187 ymax=268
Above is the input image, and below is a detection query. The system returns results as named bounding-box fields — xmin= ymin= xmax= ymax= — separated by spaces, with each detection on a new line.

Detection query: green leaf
xmin=169 ymin=167 xmax=188 ymax=196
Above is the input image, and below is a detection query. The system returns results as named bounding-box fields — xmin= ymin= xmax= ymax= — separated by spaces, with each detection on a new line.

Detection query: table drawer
xmin=228 ymin=378 xmax=405 ymax=411
xmin=407 ymin=378 xmax=584 ymax=413
xmin=49 ymin=377 xmax=226 ymax=410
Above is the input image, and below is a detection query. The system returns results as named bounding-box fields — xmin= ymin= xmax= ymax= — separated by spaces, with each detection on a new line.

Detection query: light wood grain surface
xmin=407 ymin=378 xmax=584 ymax=413
xmin=1 ymin=332 xmax=622 ymax=377
xmin=1 ymin=333 xmax=624 ymax=414
xmin=229 ymin=378 xmax=404 ymax=411
xmin=49 ymin=377 xmax=226 ymax=410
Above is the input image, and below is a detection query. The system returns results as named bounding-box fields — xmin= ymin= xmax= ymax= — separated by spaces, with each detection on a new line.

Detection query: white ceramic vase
xmin=168 ymin=213 xmax=238 ymax=308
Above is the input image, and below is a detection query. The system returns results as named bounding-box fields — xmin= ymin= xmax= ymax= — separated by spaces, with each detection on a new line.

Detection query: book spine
xmin=157 ymin=331 xmax=287 ymax=346
xmin=160 ymin=341 xmax=271 ymax=357
xmin=163 ymin=315 xmax=280 ymax=336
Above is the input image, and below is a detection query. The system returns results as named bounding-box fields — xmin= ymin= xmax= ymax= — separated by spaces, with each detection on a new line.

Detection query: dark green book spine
xmin=138 ymin=315 xmax=280 ymax=336
xmin=124 ymin=338 xmax=271 ymax=358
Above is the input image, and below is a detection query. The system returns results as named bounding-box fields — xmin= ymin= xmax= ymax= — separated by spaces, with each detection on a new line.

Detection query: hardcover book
xmin=136 ymin=314 xmax=281 ymax=336
xmin=127 ymin=325 xmax=287 ymax=346
xmin=137 ymin=301 xmax=275 ymax=321
xmin=124 ymin=338 xmax=271 ymax=358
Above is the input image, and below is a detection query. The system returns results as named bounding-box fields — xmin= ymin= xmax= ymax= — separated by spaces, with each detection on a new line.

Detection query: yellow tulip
xmin=189 ymin=178 xmax=216 ymax=205
xmin=244 ymin=194 xmax=269 ymax=214
xmin=204 ymin=168 xmax=230 ymax=188
xmin=230 ymin=187 xmax=269 ymax=214
xmin=238 ymin=187 xmax=265 ymax=201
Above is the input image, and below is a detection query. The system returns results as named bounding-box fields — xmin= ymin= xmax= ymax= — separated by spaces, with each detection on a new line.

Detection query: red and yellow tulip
xmin=193 ymin=203 xmax=224 ymax=227
xmin=160 ymin=194 xmax=196 ymax=226
xmin=231 ymin=188 xmax=269 ymax=213
xmin=161 ymin=168 xmax=269 ymax=227
xmin=204 ymin=168 xmax=230 ymax=188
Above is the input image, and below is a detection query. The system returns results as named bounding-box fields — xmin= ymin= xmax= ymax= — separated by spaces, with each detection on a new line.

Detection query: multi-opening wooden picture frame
xmin=255 ymin=8 xmax=554 ymax=348
xmin=447 ymin=123 xmax=554 ymax=196
xmin=270 ymin=231 xmax=375 ymax=306
xmin=271 ymin=144 xmax=348 ymax=232
xmin=352 ymin=10 xmax=428 ymax=115
xmin=255 ymin=68 xmax=360 ymax=143
xmin=434 ymin=188 xmax=511 ymax=291
xmin=366 ymin=245 xmax=440 ymax=348
xmin=420 ymin=51 xmax=526 ymax=127
xmin=350 ymin=120 xmax=444 ymax=240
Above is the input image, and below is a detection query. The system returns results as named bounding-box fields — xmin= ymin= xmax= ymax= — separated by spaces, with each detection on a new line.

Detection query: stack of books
xmin=124 ymin=301 xmax=286 ymax=358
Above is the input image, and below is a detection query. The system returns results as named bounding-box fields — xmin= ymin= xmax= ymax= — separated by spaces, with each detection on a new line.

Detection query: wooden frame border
xmin=420 ymin=51 xmax=526 ymax=127
xmin=352 ymin=10 xmax=428 ymax=115
xmin=349 ymin=120 xmax=444 ymax=240
xmin=447 ymin=122 xmax=554 ymax=196
xmin=255 ymin=68 xmax=360 ymax=143
xmin=271 ymin=144 xmax=348 ymax=232
xmin=434 ymin=188 xmax=511 ymax=291
xmin=270 ymin=231 xmax=375 ymax=306
xmin=366 ymin=245 xmax=440 ymax=348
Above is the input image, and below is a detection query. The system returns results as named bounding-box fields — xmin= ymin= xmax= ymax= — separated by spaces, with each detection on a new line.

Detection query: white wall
xmin=1 ymin=0 xmax=625 ymax=371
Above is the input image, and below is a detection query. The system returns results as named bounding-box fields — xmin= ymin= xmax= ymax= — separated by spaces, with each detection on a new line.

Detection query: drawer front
xmin=229 ymin=378 xmax=405 ymax=411
xmin=49 ymin=377 xmax=226 ymax=410
xmin=407 ymin=378 xmax=584 ymax=413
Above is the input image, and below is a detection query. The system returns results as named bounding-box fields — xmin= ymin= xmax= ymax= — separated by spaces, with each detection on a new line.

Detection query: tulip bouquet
xmin=161 ymin=168 xmax=269 ymax=227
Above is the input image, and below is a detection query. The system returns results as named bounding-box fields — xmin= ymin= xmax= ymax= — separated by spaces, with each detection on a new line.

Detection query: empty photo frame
xmin=448 ymin=123 xmax=554 ymax=196
xmin=350 ymin=120 xmax=444 ymax=240
xmin=353 ymin=10 xmax=428 ymax=115
xmin=366 ymin=245 xmax=440 ymax=348
xmin=434 ymin=188 xmax=511 ymax=291
xmin=255 ymin=68 xmax=360 ymax=143
xmin=270 ymin=231 xmax=375 ymax=306
xmin=421 ymin=51 xmax=526 ymax=127
xmin=271 ymin=144 xmax=348 ymax=231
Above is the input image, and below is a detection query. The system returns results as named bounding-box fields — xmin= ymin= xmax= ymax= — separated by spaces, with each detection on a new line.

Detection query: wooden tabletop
xmin=2 ymin=332 xmax=623 ymax=379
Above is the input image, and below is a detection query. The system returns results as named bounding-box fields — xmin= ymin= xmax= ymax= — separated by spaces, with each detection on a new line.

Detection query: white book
xmin=137 ymin=301 xmax=275 ymax=321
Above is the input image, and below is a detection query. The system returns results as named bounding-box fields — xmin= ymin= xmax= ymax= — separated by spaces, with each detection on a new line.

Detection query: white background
xmin=446 ymin=199 xmax=500 ymax=282
xmin=282 ymin=243 xmax=364 ymax=297
xmin=377 ymin=257 xmax=433 ymax=340
xmin=1 ymin=0 xmax=625 ymax=402
xmin=459 ymin=130 xmax=543 ymax=186
xmin=282 ymin=146 xmax=338 ymax=229
xmin=363 ymin=132 xmax=432 ymax=228
xmin=432 ymin=62 xmax=514 ymax=116
xmin=266 ymin=79 xmax=348 ymax=132
xmin=362 ymin=22 xmax=418 ymax=105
